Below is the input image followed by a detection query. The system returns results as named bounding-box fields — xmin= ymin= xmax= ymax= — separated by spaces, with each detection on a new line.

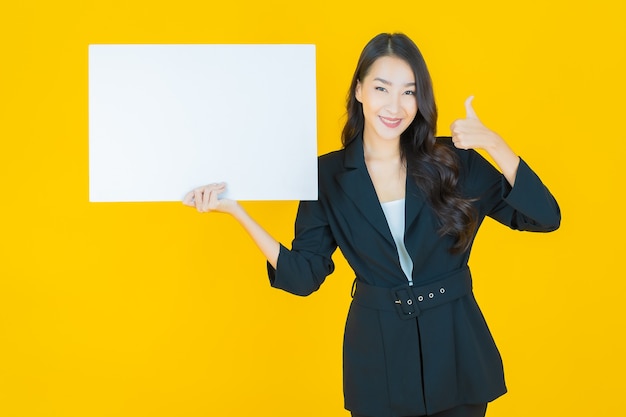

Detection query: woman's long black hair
xmin=342 ymin=33 xmax=477 ymax=253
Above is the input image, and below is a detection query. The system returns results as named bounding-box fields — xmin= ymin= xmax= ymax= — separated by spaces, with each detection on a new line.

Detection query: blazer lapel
xmin=335 ymin=137 xmax=432 ymax=253
xmin=404 ymin=166 xmax=427 ymax=234
xmin=335 ymin=137 xmax=395 ymax=246
xmin=404 ymin=170 xmax=431 ymax=273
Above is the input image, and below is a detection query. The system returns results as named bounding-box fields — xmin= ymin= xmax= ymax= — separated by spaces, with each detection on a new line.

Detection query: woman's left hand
xmin=450 ymin=96 xmax=520 ymax=186
xmin=450 ymin=96 xmax=503 ymax=152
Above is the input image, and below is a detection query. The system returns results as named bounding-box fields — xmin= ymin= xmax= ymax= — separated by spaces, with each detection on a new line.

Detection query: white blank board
xmin=89 ymin=44 xmax=318 ymax=202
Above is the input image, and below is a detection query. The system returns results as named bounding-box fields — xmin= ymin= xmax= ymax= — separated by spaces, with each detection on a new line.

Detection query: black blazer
xmin=268 ymin=136 xmax=560 ymax=417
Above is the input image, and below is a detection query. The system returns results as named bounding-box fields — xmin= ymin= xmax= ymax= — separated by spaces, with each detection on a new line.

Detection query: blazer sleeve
xmin=266 ymin=199 xmax=337 ymax=296
xmin=463 ymin=150 xmax=561 ymax=232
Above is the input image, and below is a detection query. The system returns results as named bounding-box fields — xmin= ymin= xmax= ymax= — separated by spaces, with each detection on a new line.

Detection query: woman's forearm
xmin=484 ymin=137 xmax=521 ymax=187
xmin=230 ymin=204 xmax=280 ymax=269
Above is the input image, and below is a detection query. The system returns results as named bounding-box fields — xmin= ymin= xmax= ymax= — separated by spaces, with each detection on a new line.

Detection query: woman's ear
xmin=355 ymin=80 xmax=362 ymax=103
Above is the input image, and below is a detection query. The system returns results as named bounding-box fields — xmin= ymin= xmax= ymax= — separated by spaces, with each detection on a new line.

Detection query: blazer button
xmin=428 ymin=292 xmax=434 ymax=299
xmin=440 ymin=287 xmax=446 ymax=294
xmin=417 ymin=295 xmax=424 ymax=302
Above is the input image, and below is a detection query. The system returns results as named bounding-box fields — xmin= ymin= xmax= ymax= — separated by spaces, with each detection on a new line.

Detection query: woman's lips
xmin=379 ymin=116 xmax=402 ymax=128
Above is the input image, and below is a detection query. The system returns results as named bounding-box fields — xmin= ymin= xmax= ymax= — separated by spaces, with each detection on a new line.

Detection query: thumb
xmin=465 ymin=96 xmax=479 ymax=120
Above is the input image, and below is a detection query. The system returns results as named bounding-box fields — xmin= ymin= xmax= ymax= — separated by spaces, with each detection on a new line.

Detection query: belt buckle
xmin=392 ymin=286 xmax=420 ymax=320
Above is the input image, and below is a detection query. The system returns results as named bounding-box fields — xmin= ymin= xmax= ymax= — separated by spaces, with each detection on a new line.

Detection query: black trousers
xmin=351 ymin=403 xmax=487 ymax=417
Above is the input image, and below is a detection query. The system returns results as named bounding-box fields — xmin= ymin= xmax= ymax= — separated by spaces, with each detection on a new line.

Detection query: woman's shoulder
xmin=318 ymin=147 xmax=346 ymax=169
xmin=434 ymin=136 xmax=494 ymax=189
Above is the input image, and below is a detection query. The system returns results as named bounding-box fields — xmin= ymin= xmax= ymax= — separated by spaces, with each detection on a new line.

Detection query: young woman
xmin=183 ymin=33 xmax=560 ymax=417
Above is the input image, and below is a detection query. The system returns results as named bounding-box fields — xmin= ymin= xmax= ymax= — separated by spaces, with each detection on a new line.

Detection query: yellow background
xmin=1 ymin=0 xmax=624 ymax=416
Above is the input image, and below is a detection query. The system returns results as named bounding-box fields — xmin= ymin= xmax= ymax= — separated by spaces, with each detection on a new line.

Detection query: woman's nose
xmin=385 ymin=94 xmax=401 ymax=114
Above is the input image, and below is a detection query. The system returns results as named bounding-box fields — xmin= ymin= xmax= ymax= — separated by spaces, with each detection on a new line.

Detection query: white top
xmin=380 ymin=198 xmax=414 ymax=285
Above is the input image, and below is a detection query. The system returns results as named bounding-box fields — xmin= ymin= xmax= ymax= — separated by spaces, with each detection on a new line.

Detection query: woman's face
xmin=355 ymin=56 xmax=417 ymax=144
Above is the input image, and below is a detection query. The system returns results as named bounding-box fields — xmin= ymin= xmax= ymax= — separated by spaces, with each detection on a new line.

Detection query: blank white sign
xmin=89 ymin=44 xmax=318 ymax=202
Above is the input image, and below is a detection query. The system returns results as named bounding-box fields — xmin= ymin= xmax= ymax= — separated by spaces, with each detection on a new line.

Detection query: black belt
xmin=351 ymin=267 xmax=473 ymax=320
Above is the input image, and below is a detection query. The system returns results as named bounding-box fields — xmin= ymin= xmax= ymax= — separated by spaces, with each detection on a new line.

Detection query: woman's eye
xmin=404 ymin=90 xmax=416 ymax=95
xmin=375 ymin=86 xmax=387 ymax=92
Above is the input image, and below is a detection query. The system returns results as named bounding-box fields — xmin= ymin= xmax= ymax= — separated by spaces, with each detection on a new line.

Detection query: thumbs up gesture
xmin=450 ymin=96 xmax=502 ymax=151
xmin=450 ymin=96 xmax=521 ymax=185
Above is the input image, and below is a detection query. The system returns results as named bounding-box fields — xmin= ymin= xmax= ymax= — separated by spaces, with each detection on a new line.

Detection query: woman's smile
xmin=379 ymin=116 xmax=403 ymax=128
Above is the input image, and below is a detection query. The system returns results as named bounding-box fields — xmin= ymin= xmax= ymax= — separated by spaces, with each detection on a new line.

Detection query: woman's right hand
xmin=182 ymin=182 xmax=238 ymax=214
xmin=183 ymin=182 xmax=280 ymax=267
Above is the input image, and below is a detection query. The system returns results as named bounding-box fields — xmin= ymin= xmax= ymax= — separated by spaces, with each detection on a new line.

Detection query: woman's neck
xmin=362 ymin=135 xmax=401 ymax=163
xmin=362 ymin=134 xmax=406 ymax=203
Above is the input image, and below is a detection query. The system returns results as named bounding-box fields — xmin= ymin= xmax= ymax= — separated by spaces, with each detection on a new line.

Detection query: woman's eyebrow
xmin=373 ymin=77 xmax=416 ymax=87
